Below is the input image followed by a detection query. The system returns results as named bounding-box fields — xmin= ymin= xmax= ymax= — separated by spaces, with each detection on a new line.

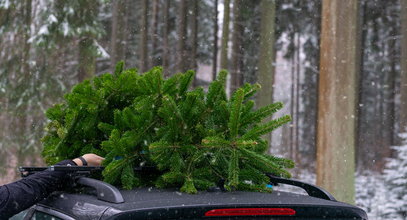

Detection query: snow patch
xmin=94 ymin=40 xmax=110 ymax=58
xmin=48 ymin=14 xmax=58 ymax=23
xmin=38 ymin=25 xmax=49 ymax=35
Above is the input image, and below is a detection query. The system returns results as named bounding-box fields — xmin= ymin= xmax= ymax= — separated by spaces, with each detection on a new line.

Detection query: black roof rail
xmin=19 ymin=166 xmax=335 ymax=202
xmin=266 ymin=174 xmax=336 ymax=201
xmin=19 ymin=166 xmax=124 ymax=204
xmin=75 ymin=176 xmax=124 ymax=203
xmin=19 ymin=166 xmax=105 ymax=177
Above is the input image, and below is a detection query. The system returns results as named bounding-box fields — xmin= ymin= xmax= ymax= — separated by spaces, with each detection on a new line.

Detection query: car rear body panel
xmin=38 ymin=188 xmax=367 ymax=220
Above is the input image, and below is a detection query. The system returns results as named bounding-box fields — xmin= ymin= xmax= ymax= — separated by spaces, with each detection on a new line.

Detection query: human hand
xmin=73 ymin=154 xmax=104 ymax=166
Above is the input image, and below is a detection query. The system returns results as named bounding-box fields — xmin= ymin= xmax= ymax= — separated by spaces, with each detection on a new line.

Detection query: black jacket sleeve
xmin=0 ymin=160 xmax=77 ymax=219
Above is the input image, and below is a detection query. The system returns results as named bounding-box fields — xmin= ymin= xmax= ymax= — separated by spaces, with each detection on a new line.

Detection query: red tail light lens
xmin=205 ymin=208 xmax=296 ymax=216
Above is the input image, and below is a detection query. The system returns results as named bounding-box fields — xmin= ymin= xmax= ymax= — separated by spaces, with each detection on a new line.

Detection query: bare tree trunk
xmin=110 ymin=0 xmax=127 ymax=70
xmin=139 ymin=0 xmax=149 ymax=72
xmin=212 ymin=0 xmax=219 ymax=79
xmin=220 ymin=0 xmax=230 ymax=70
xmin=20 ymin=0 xmax=33 ymax=178
xmin=387 ymin=26 xmax=397 ymax=146
xmin=356 ymin=0 xmax=368 ymax=172
xmin=280 ymin=120 xmax=291 ymax=156
xmin=376 ymin=24 xmax=397 ymax=167
xmin=191 ymin=0 xmax=199 ymax=70
xmin=23 ymin=0 xmax=33 ymax=152
xmin=256 ymin=0 xmax=276 ymax=149
xmin=375 ymin=28 xmax=396 ymax=169
xmin=230 ymin=0 xmax=244 ymax=91
xmin=400 ymin=0 xmax=407 ymax=132
xmin=162 ymin=0 xmax=170 ymax=76
xmin=22 ymin=0 xmax=32 ymax=76
xmin=290 ymin=56 xmax=295 ymax=159
xmin=77 ymin=0 xmax=99 ymax=81
xmin=177 ymin=0 xmax=188 ymax=72
xmin=295 ymin=33 xmax=301 ymax=166
xmin=316 ymin=0 xmax=361 ymax=204
xmin=78 ymin=37 xmax=96 ymax=81
xmin=150 ymin=0 xmax=160 ymax=67
xmin=191 ymin=0 xmax=199 ymax=87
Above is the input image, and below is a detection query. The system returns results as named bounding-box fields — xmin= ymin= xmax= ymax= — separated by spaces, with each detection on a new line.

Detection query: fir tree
xmin=42 ymin=62 xmax=293 ymax=192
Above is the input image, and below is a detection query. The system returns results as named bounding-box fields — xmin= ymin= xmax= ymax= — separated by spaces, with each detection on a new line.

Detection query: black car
xmin=16 ymin=166 xmax=368 ymax=220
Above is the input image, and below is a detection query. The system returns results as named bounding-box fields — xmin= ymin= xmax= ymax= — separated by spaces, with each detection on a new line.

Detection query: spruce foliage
xmin=42 ymin=62 xmax=294 ymax=193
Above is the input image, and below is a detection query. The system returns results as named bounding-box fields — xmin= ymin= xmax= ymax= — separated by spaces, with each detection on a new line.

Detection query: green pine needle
xmin=42 ymin=64 xmax=293 ymax=193
xmin=228 ymin=88 xmax=245 ymax=139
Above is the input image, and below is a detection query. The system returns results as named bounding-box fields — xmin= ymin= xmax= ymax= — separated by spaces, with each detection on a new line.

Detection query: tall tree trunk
xmin=377 ymin=24 xmax=396 ymax=169
xmin=191 ymin=0 xmax=199 ymax=70
xmin=256 ymin=0 xmax=276 ymax=149
xmin=230 ymin=0 xmax=244 ymax=91
xmin=77 ymin=0 xmax=99 ymax=81
xmin=220 ymin=0 xmax=230 ymax=70
xmin=377 ymin=24 xmax=397 ymax=166
xmin=19 ymin=0 xmax=33 ymax=177
xmin=316 ymin=0 xmax=361 ymax=204
xmin=280 ymin=120 xmax=291 ymax=156
xmin=110 ymin=0 xmax=127 ymax=70
xmin=22 ymin=0 xmax=32 ymax=77
xmin=23 ymin=0 xmax=33 ymax=150
xmin=177 ymin=0 xmax=188 ymax=72
xmin=78 ymin=37 xmax=96 ymax=82
xmin=400 ymin=0 xmax=407 ymax=132
xmin=139 ymin=0 xmax=149 ymax=72
xmin=150 ymin=0 xmax=160 ymax=67
xmin=294 ymin=33 xmax=301 ymax=166
xmin=387 ymin=25 xmax=397 ymax=146
xmin=212 ymin=0 xmax=219 ymax=79
xmin=162 ymin=0 xmax=170 ymax=76
xmin=302 ymin=0 xmax=321 ymax=172
xmin=356 ymin=0 xmax=368 ymax=172
xmin=290 ymin=56 xmax=295 ymax=159
xmin=191 ymin=0 xmax=199 ymax=87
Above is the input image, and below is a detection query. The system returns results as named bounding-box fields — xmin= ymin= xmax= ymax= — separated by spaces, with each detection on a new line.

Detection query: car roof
xmin=20 ymin=167 xmax=367 ymax=219
xmin=38 ymin=187 xmax=367 ymax=220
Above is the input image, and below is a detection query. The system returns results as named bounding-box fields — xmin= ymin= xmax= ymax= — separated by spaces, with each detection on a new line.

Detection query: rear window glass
xmin=31 ymin=211 xmax=63 ymax=220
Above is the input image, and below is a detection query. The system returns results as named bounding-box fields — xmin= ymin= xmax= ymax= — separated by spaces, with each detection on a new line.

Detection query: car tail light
xmin=204 ymin=208 xmax=296 ymax=216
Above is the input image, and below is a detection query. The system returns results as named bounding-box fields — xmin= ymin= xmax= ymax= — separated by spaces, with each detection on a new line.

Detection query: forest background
xmin=1 ymin=0 xmax=406 ymax=219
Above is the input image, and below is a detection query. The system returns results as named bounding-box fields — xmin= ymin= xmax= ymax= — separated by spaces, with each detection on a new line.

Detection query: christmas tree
xmin=42 ymin=62 xmax=294 ymax=193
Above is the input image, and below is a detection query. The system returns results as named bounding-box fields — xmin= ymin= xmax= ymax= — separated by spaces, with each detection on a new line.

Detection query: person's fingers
xmin=94 ymin=155 xmax=105 ymax=166
xmin=82 ymin=153 xmax=105 ymax=166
